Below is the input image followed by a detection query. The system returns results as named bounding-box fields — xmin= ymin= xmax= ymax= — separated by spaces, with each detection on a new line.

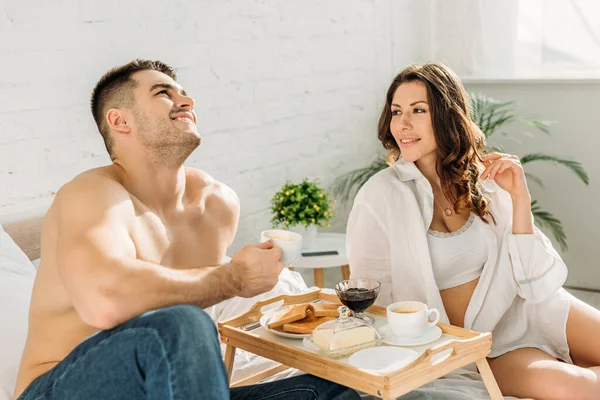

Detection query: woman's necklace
xmin=434 ymin=196 xmax=453 ymax=216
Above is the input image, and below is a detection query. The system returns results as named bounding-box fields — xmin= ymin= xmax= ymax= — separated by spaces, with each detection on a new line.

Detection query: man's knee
xmin=138 ymin=305 xmax=217 ymax=341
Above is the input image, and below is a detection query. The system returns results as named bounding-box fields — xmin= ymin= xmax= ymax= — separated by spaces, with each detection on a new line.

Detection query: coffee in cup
xmin=386 ymin=301 xmax=440 ymax=339
xmin=391 ymin=308 xmax=419 ymax=314
xmin=260 ymin=229 xmax=303 ymax=266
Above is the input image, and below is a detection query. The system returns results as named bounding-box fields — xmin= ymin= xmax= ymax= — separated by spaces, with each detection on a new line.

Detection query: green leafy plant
xmin=270 ymin=179 xmax=336 ymax=229
xmin=332 ymin=93 xmax=589 ymax=251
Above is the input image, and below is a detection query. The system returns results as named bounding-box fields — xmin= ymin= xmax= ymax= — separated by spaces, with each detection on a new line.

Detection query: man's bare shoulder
xmin=185 ymin=167 xmax=240 ymax=211
xmin=52 ymin=166 xmax=133 ymax=223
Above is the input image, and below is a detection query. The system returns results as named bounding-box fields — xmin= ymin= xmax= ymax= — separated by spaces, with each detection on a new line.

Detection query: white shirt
xmin=347 ymin=158 xmax=571 ymax=361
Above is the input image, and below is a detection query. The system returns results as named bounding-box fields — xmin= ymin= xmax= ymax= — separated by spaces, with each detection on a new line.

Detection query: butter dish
xmin=302 ymin=305 xmax=382 ymax=359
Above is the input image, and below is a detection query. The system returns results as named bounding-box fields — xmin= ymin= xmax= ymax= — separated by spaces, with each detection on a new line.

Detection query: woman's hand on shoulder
xmin=480 ymin=152 xmax=531 ymax=201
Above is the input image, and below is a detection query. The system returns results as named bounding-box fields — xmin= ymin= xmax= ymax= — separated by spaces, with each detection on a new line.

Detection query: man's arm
xmin=55 ymin=174 xmax=282 ymax=330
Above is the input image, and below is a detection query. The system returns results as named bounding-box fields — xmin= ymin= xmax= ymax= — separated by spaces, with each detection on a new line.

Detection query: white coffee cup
xmin=386 ymin=301 xmax=440 ymax=339
xmin=260 ymin=229 xmax=303 ymax=266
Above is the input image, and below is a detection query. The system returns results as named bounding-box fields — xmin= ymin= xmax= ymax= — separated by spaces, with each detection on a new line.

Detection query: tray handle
xmin=421 ymin=337 xmax=478 ymax=366
xmin=245 ymin=292 xmax=312 ymax=314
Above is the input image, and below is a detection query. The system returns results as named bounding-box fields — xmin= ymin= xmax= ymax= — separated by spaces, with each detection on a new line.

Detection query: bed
xmin=0 ymin=216 xmax=43 ymax=400
xmin=0 ymin=217 xmax=526 ymax=399
xmin=4 ymin=217 xmax=43 ymax=261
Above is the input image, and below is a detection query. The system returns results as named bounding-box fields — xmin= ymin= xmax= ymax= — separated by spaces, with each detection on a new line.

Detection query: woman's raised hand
xmin=480 ymin=152 xmax=531 ymax=201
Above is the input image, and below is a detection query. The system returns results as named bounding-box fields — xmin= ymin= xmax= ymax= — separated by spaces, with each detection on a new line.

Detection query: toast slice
xmin=282 ymin=315 xmax=335 ymax=334
xmin=312 ymin=303 xmax=340 ymax=317
xmin=267 ymin=304 xmax=314 ymax=329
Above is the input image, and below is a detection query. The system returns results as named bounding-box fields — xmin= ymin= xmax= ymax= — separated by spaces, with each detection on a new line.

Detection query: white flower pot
xmin=288 ymin=224 xmax=318 ymax=250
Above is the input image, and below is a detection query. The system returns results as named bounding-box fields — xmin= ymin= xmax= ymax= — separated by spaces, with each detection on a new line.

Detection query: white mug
xmin=386 ymin=301 xmax=440 ymax=339
xmin=260 ymin=229 xmax=303 ymax=266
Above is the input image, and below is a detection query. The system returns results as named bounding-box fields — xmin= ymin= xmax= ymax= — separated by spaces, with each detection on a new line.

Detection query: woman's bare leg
xmin=566 ymin=293 xmax=600 ymax=368
xmin=488 ymin=294 xmax=600 ymax=400
xmin=488 ymin=347 xmax=599 ymax=400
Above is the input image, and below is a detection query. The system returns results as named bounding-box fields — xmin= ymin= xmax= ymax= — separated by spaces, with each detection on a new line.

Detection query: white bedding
xmin=0 ymin=225 xmax=36 ymax=400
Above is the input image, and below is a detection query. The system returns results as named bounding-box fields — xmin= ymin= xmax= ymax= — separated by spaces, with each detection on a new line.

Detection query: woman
xmin=347 ymin=63 xmax=600 ymax=400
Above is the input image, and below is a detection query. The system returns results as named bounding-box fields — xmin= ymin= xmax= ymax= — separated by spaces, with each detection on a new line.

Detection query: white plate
xmin=379 ymin=324 xmax=443 ymax=346
xmin=349 ymin=346 xmax=419 ymax=374
xmin=259 ymin=307 xmax=312 ymax=339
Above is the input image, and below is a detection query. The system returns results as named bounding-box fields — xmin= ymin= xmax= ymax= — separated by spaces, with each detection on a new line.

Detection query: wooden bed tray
xmin=218 ymin=290 xmax=502 ymax=400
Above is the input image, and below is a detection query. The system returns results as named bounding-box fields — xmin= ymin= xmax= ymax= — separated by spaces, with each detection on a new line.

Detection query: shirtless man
xmin=14 ymin=59 xmax=359 ymax=400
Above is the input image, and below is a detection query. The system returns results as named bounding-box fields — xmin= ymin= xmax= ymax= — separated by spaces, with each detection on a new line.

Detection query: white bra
xmin=426 ymin=213 xmax=488 ymax=290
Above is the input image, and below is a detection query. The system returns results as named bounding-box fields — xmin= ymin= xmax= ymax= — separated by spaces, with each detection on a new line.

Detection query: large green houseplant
xmin=332 ymin=93 xmax=589 ymax=251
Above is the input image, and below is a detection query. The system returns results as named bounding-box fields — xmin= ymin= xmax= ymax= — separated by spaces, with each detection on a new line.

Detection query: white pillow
xmin=0 ymin=224 xmax=36 ymax=400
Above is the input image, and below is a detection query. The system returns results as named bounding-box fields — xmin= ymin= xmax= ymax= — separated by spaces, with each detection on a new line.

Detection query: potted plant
xmin=270 ymin=178 xmax=336 ymax=249
xmin=332 ymin=93 xmax=589 ymax=251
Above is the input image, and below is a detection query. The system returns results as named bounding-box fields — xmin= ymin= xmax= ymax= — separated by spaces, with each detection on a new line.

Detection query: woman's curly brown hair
xmin=378 ymin=63 xmax=493 ymax=223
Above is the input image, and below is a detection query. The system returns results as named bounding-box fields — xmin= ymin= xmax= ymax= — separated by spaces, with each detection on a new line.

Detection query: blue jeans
xmin=18 ymin=305 xmax=360 ymax=400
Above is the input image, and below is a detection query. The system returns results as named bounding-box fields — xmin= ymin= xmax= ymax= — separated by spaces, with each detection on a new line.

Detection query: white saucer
xmin=379 ymin=324 xmax=443 ymax=346
xmin=348 ymin=346 xmax=419 ymax=374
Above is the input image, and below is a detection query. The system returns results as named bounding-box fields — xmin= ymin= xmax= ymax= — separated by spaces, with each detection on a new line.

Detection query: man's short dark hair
xmin=90 ymin=59 xmax=176 ymax=156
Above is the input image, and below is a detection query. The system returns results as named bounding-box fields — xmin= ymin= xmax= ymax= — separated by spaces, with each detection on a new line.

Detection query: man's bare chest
xmin=130 ymin=212 xmax=231 ymax=268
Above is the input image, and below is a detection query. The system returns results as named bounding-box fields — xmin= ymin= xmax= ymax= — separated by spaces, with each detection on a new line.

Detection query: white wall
xmin=4 ymin=1 xmax=593 ymax=289
xmin=0 ymin=0 xmax=422 ymax=253
xmin=465 ymin=81 xmax=600 ymax=290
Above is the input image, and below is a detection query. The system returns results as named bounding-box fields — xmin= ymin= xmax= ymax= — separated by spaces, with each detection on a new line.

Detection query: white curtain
xmin=430 ymin=0 xmax=518 ymax=78
xmin=429 ymin=0 xmax=600 ymax=79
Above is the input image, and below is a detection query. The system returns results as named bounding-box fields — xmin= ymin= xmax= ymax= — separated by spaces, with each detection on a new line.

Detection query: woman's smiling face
xmin=390 ymin=80 xmax=437 ymax=166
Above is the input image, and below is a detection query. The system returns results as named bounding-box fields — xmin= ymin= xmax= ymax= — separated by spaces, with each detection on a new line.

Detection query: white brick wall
xmin=0 ymin=0 xmax=417 ymax=252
